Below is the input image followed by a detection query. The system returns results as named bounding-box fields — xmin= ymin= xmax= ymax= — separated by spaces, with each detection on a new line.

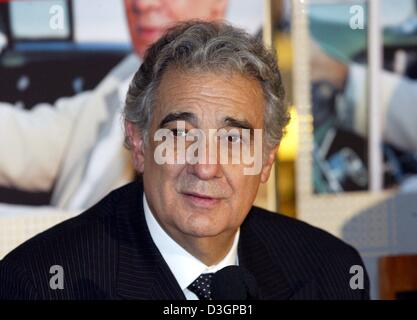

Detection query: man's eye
xmin=225 ymin=135 xmax=242 ymax=143
xmin=170 ymin=128 xmax=187 ymax=137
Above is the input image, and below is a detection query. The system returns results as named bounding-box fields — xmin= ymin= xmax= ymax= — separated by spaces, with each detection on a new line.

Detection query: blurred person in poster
xmin=308 ymin=0 xmax=417 ymax=192
xmin=0 ymin=0 xmax=228 ymax=211
xmin=311 ymin=41 xmax=417 ymax=154
xmin=311 ymin=40 xmax=417 ymax=192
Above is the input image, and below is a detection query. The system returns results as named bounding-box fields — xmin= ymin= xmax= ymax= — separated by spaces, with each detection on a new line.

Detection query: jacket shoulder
xmin=1 ymin=182 xmax=137 ymax=263
xmin=247 ymin=206 xmax=359 ymax=255
xmin=0 ymin=182 xmax=139 ymax=299
xmin=246 ymin=207 xmax=370 ymax=299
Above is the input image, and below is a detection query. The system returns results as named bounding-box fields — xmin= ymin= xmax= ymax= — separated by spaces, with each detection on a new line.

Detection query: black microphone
xmin=211 ymin=266 xmax=259 ymax=300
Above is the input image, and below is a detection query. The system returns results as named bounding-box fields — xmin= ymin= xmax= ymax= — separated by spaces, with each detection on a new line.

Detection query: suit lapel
xmin=238 ymin=209 xmax=317 ymax=300
xmin=114 ymin=181 xmax=185 ymax=300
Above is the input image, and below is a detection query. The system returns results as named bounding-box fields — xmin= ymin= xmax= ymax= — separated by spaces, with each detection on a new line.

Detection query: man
xmin=0 ymin=0 xmax=228 ymax=210
xmin=0 ymin=21 xmax=369 ymax=300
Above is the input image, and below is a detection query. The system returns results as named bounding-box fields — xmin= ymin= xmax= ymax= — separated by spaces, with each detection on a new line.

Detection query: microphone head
xmin=211 ymin=266 xmax=259 ymax=300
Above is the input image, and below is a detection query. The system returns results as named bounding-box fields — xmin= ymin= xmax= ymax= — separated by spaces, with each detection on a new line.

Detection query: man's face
xmin=124 ymin=0 xmax=227 ymax=57
xmin=128 ymin=69 xmax=277 ymax=242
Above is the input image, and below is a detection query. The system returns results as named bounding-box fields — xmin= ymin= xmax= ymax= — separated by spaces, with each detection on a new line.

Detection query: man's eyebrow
xmin=158 ymin=112 xmax=197 ymax=128
xmin=223 ymin=116 xmax=254 ymax=130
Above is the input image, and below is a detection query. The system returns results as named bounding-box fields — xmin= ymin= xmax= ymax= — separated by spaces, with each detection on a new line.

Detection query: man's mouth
xmin=182 ymin=192 xmax=222 ymax=208
xmin=136 ymin=26 xmax=164 ymax=41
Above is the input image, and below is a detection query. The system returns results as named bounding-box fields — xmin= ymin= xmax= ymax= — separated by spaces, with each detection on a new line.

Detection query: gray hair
xmin=124 ymin=20 xmax=289 ymax=151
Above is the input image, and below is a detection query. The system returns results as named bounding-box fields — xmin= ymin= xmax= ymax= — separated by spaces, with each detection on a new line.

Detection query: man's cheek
xmin=165 ymin=3 xmax=182 ymax=21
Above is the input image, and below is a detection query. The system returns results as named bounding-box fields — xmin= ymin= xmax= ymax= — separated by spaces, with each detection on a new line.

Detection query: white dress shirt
xmin=143 ymin=194 xmax=240 ymax=300
xmin=68 ymin=75 xmax=134 ymax=210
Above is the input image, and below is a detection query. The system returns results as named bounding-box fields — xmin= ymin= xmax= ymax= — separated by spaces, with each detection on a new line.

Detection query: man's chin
xmin=135 ymin=44 xmax=149 ymax=57
xmin=174 ymin=215 xmax=222 ymax=238
xmin=184 ymin=228 xmax=225 ymax=239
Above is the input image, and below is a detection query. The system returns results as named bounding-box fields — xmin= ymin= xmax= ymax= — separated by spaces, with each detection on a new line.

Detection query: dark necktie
xmin=187 ymin=273 xmax=214 ymax=300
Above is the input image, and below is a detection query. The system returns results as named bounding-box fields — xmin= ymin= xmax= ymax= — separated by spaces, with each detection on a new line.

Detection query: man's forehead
xmin=153 ymin=102 xmax=264 ymax=130
xmin=157 ymin=67 xmax=262 ymax=92
xmin=152 ymin=68 xmax=265 ymax=124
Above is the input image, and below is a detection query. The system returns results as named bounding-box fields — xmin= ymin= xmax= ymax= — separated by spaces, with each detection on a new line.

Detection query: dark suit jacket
xmin=0 ymin=181 xmax=369 ymax=300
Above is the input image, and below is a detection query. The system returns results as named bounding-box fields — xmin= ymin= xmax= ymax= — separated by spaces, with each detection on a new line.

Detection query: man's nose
xmin=131 ymin=0 xmax=162 ymax=11
xmin=187 ymin=162 xmax=223 ymax=181
xmin=186 ymin=140 xmax=223 ymax=181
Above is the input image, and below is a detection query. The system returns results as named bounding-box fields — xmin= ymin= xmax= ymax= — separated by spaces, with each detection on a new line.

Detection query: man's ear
xmin=260 ymin=145 xmax=278 ymax=183
xmin=125 ymin=120 xmax=145 ymax=174
xmin=210 ymin=0 xmax=228 ymax=20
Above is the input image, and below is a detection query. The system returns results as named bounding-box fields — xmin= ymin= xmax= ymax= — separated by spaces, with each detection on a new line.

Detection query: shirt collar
xmin=143 ymin=193 xmax=240 ymax=291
